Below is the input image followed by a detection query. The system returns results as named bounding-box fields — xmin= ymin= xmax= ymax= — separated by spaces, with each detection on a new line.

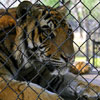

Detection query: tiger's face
xmin=15 ymin=1 xmax=75 ymax=70
xmin=37 ymin=12 xmax=74 ymax=67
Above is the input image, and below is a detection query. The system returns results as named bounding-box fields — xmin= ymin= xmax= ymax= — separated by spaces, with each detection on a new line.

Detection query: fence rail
xmin=93 ymin=40 xmax=100 ymax=67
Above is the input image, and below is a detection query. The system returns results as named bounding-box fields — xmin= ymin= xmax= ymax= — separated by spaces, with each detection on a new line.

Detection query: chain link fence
xmin=0 ymin=0 xmax=100 ymax=100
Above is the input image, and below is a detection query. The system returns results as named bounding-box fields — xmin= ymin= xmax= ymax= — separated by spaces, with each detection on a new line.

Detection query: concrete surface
xmin=83 ymin=68 xmax=100 ymax=86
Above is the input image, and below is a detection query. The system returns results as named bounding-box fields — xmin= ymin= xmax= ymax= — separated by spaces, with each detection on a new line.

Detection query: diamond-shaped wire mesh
xmin=0 ymin=0 xmax=100 ymax=100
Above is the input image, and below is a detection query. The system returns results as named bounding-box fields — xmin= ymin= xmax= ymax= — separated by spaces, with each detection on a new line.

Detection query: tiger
xmin=0 ymin=2 xmax=65 ymax=100
xmin=0 ymin=1 xmax=100 ymax=100
xmin=0 ymin=7 xmax=63 ymax=100
xmin=69 ymin=61 xmax=93 ymax=74
xmin=0 ymin=77 xmax=63 ymax=100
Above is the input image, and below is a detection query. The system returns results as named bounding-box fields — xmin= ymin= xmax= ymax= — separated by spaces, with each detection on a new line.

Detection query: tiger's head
xmin=15 ymin=1 xmax=75 ymax=72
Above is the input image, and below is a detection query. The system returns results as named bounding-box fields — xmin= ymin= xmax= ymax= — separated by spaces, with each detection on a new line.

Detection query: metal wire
xmin=0 ymin=0 xmax=100 ymax=100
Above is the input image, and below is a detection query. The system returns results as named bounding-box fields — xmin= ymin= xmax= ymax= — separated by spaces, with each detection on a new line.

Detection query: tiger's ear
xmin=56 ymin=0 xmax=70 ymax=15
xmin=16 ymin=1 xmax=32 ymax=20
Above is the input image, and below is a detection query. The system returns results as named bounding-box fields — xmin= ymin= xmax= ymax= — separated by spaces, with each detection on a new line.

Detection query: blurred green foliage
xmin=82 ymin=0 xmax=99 ymax=9
xmin=42 ymin=0 xmax=60 ymax=7
xmin=42 ymin=0 xmax=100 ymax=20
xmin=82 ymin=0 xmax=100 ymax=20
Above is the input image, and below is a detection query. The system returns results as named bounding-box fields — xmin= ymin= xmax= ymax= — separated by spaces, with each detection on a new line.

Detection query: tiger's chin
xmin=51 ymin=68 xmax=70 ymax=76
xmin=50 ymin=65 xmax=70 ymax=76
xmin=44 ymin=58 xmax=75 ymax=75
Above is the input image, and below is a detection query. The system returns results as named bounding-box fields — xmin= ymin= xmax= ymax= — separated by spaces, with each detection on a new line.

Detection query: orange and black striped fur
xmin=0 ymin=1 xmax=74 ymax=100
xmin=0 ymin=3 xmax=64 ymax=100
xmin=0 ymin=1 xmax=100 ymax=100
xmin=69 ymin=61 xmax=93 ymax=74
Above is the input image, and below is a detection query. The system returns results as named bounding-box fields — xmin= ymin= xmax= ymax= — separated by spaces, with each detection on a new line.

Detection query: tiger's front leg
xmin=75 ymin=79 xmax=100 ymax=100
xmin=0 ymin=76 xmax=63 ymax=100
xmin=58 ymin=72 xmax=100 ymax=100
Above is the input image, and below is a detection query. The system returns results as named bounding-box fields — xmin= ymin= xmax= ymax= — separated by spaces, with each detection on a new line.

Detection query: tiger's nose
xmin=61 ymin=55 xmax=68 ymax=62
xmin=61 ymin=55 xmax=75 ymax=63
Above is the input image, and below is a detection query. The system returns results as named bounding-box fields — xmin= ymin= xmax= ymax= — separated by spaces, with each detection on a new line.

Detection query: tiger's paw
xmin=69 ymin=61 xmax=93 ymax=75
xmin=76 ymin=83 xmax=100 ymax=100
xmin=63 ymin=73 xmax=100 ymax=99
